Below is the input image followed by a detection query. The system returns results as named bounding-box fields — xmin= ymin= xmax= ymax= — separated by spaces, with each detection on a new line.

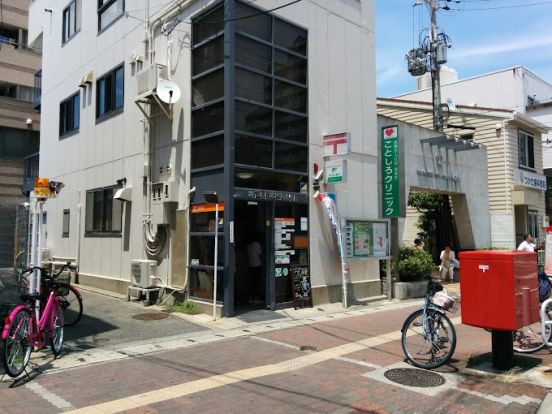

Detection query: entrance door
xmin=234 ymin=201 xmax=267 ymax=310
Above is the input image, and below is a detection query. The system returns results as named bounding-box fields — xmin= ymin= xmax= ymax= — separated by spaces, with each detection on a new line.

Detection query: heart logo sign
xmin=385 ymin=129 xmax=394 ymax=137
xmin=383 ymin=127 xmax=397 ymax=139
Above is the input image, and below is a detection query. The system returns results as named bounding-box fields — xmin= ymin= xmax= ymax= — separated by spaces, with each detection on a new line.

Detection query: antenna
xmin=156 ymin=79 xmax=181 ymax=104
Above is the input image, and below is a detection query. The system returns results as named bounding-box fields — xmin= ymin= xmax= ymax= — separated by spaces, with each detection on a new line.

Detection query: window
xmin=63 ymin=0 xmax=81 ymax=43
xmin=96 ymin=65 xmax=124 ymax=119
xmin=85 ymin=186 xmax=123 ymax=235
xmin=528 ymin=210 xmax=539 ymax=241
xmin=62 ymin=210 xmax=70 ymax=237
xmin=518 ymin=130 xmax=535 ymax=169
xmin=59 ymin=92 xmax=80 ymax=136
xmin=98 ymin=0 xmax=124 ymax=31
xmin=0 ymin=82 xmax=34 ymax=103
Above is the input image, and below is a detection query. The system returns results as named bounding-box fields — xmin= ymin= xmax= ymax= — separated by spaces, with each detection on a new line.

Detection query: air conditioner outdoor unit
xmin=131 ymin=260 xmax=157 ymax=288
xmin=137 ymin=64 xmax=168 ymax=95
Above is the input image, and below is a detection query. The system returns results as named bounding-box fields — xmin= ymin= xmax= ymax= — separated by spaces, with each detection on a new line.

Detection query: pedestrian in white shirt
xmin=517 ymin=234 xmax=536 ymax=252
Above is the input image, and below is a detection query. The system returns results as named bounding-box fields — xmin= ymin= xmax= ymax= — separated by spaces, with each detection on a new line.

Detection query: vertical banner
xmin=545 ymin=226 xmax=552 ymax=275
xmin=381 ymin=126 xmax=400 ymax=217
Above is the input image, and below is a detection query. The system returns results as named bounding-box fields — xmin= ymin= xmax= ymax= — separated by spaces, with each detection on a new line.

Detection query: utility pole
xmin=406 ymin=0 xmax=451 ymax=133
xmin=429 ymin=0 xmax=443 ymax=132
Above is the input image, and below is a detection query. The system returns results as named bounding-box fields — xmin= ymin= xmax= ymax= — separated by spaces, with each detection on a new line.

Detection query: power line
xmin=447 ymin=0 xmax=552 ymax=11
xmin=202 ymin=0 xmax=303 ymax=24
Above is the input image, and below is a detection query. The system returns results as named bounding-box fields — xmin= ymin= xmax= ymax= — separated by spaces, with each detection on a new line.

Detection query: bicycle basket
xmin=431 ymin=289 xmax=460 ymax=313
xmin=54 ymin=272 xmax=71 ymax=296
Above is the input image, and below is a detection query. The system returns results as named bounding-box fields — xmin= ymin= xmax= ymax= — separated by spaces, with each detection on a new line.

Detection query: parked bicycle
xmin=1 ymin=266 xmax=66 ymax=377
xmin=512 ymin=272 xmax=552 ymax=353
xmin=401 ymin=277 xmax=460 ymax=369
xmin=19 ymin=262 xmax=83 ymax=327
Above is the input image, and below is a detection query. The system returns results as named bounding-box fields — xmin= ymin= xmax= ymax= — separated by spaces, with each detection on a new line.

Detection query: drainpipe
xmin=75 ymin=189 xmax=82 ymax=281
xmin=148 ymin=0 xmax=197 ymax=67
xmin=502 ymin=120 xmax=511 ymax=214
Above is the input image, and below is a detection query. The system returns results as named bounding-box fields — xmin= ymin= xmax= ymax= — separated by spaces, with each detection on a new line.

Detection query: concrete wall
xmin=377 ymin=115 xmax=491 ymax=249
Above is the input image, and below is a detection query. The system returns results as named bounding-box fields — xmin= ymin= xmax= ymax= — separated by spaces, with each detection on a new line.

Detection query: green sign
xmin=326 ymin=159 xmax=345 ymax=183
xmin=381 ymin=126 xmax=400 ymax=217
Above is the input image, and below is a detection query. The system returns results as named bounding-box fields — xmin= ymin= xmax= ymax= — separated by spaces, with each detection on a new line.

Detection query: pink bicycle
xmin=1 ymin=266 xmax=65 ymax=377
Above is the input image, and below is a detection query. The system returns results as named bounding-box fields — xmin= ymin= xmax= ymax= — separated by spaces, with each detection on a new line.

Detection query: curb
xmin=537 ymin=391 xmax=552 ymax=414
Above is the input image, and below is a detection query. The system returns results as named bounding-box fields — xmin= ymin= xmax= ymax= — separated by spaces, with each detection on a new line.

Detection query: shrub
xmin=397 ymin=246 xmax=434 ymax=282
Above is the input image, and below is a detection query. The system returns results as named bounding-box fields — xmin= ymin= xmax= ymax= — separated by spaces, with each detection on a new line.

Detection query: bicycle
xmin=1 ymin=266 xmax=66 ymax=377
xmin=19 ymin=263 xmax=83 ymax=327
xmin=512 ymin=281 xmax=552 ymax=353
xmin=401 ymin=277 xmax=460 ymax=369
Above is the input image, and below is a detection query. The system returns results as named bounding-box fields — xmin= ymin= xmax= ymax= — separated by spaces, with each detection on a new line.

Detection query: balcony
xmin=21 ymin=152 xmax=39 ymax=196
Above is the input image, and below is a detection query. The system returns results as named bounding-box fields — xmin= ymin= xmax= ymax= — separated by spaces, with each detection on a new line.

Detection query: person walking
xmin=247 ymin=235 xmax=264 ymax=303
xmin=517 ymin=234 xmax=536 ymax=252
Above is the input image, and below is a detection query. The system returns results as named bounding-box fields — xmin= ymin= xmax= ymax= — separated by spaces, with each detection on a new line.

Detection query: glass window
xmin=189 ymin=236 xmax=224 ymax=267
xmin=59 ymin=92 xmax=80 ymax=136
xmin=236 ymin=35 xmax=271 ymax=73
xmin=62 ymin=210 xmax=70 ymax=237
xmin=274 ymin=50 xmax=307 ymax=84
xmin=274 ymin=18 xmax=307 ymax=55
xmin=275 ymin=142 xmax=307 ymax=172
xmin=518 ymin=130 xmax=535 ymax=169
xmin=85 ymin=186 xmax=123 ymax=235
xmin=235 ymin=101 xmax=272 ymax=136
xmin=235 ymin=2 xmax=271 ymax=41
xmin=275 ymin=111 xmax=307 ymax=142
xmin=192 ymin=5 xmax=224 ymax=46
xmin=63 ymin=0 xmax=80 ymax=43
xmin=192 ymin=102 xmax=224 ymax=138
xmin=235 ymin=135 xmax=272 ymax=168
xmin=192 ymin=37 xmax=224 ymax=76
xmin=191 ymin=136 xmax=224 ymax=169
xmin=236 ymin=68 xmax=272 ymax=105
xmin=96 ymin=64 xmax=124 ymax=118
xmin=98 ymin=0 xmax=124 ymax=31
xmin=275 ymin=80 xmax=306 ymax=113
xmin=192 ymin=69 xmax=223 ymax=107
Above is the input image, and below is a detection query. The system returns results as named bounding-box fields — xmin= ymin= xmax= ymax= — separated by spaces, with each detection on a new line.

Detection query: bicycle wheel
xmin=1 ymin=308 xmax=32 ymax=377
xmin=402 ymin=308 xmax=457 ymax=369
xmin=50 ymin=302 xmax=64 ymax=355
xmin=59 ymin=285 xmax=83 ymax=327
xmin=513 ymin=302 xmax=552 ymax=353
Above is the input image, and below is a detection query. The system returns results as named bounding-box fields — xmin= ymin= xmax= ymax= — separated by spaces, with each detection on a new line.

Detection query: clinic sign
xmin=513 ymin=168 xmax=546 ymax=191
xmin=381 ymin=126 xmax=400 ymax=217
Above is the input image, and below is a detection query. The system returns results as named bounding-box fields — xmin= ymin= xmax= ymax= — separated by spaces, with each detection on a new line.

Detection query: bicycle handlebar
xmin=22 ymin=262 xmax=76 ymax=279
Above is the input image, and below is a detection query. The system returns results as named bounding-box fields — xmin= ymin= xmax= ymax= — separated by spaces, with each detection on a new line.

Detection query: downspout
xmin=502 ymin=120 xmax=511 ymax=214
xmin=148 ymin=0 xmax=198 ymax=67
xmin=75 ymin=189 xmax=82 ymax=281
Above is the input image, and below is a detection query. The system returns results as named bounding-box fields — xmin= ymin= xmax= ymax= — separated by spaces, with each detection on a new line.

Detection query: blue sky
xmin=376 ymin=0 xmax=552 ymax=98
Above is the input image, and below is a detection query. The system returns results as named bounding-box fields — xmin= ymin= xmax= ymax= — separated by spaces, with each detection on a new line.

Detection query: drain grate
xmin=132 ymin=312 xmax=169 ymax=321
xmin=299 ymin=345 xmax=318 ymax=352
xmin=384 ymin=368 xmax=445 ymax=388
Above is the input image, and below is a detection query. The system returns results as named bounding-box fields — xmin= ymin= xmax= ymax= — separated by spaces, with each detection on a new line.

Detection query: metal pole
xmin=386 ymin=258 xmax=392 ymax=300
xmin=213 ymin=203 xmax=219 ymax=321
xmin=34 ymin=200 xmax=44 ymax=321
xmin=29 ymin=198 xmax=38 ymax=296
xmin=429 ymin=0 xmax=443 ymax=132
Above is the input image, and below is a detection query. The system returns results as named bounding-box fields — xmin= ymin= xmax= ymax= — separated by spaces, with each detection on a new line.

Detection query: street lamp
xmin=203 ymin=191 xmax=219 ymax=321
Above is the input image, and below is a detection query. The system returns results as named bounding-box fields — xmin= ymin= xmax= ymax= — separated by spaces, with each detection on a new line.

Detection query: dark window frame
xmin=62 ymin=0 xmax=80 ymax=44
xmin=96 ymin=64 xmax=124 ymax=120
xmin=518 ymin=129 xmax=535 ymax=170
xmin=85 ymin=185 xmax=123 ymax=236
xmin=62 ymin=209 xmax=70 ymax=237
xmin=59 ymin=92 xmax=80 ymax=137
xmin=97 ymin=0 xmax=125 ymax=32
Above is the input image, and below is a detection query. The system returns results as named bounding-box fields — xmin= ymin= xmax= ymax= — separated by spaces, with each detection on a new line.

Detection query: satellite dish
xmin=156 ymin=79 xmax=181 ymax=104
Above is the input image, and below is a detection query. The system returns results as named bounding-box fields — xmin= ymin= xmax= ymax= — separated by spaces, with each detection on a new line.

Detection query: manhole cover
xmin=384 ymin=368 xmax=445 ymax=388
xmin=299 ymin=345 xmax=318 ymax=352
xmin=132 ymin=313 xmax=169 ymax=321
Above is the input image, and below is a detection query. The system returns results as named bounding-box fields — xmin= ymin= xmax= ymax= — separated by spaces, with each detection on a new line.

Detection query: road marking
xmin=250 ymin=335 xmax=300 ymax=350
xmin=336 ymin=356 xmax=382 ymax=369
xmin=26 ymin=381 xmax=74 ymax=410
xmin=65 ymin=315 xmax=463 ymax=413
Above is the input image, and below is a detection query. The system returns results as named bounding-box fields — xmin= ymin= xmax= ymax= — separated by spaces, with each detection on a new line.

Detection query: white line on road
xmin=25 ymin=381 xmax=75 ymax=410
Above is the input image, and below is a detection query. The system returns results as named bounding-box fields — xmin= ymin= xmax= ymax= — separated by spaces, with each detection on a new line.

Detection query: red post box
xmin=459 ymin=250 xmax=539 ymax=330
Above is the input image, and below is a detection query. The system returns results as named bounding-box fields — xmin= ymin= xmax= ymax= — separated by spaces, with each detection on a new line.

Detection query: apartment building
xmin=378 ymin=98 xmax=548 ymax=248
xmin=0 ymin=0 xmax=40 ymax=266
xmin=29 ymin=0 xmax=379 ymax=316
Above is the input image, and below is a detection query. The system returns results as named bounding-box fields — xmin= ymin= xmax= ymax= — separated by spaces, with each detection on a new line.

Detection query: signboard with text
xmin=343 ymin=219 xmax=390 ymax=259
xmin=381 ymin=126 xmax=400 ymax=217
xmin=325 ymin=159 xmax=346 ymax=183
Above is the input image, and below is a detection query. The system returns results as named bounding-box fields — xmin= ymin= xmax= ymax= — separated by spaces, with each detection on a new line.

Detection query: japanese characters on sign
xmin=381 ymin=126 xmax=400 ymax=217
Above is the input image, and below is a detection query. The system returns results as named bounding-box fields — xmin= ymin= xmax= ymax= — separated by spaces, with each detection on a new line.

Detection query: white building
xmin=29 ymin=0 xmax=381 ymax=316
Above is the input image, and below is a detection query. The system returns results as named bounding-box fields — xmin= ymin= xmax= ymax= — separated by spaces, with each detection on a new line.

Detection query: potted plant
xmin=393 ymin=246 xmax=434 ymax=299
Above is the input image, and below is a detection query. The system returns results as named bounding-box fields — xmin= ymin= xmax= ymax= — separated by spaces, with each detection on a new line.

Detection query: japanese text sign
xmin=381 ymin=126 xmax=400 ymax=217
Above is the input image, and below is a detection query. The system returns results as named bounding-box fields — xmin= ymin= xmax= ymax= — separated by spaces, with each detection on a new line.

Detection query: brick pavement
xmin=0 ymin=295 xmax=551 ymax=413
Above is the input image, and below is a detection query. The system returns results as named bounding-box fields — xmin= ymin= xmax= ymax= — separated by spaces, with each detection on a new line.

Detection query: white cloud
xmin=454 ymin=34 xmax=552 ymax=59
xmin=377 ymin=64 xmax=404 ymax=86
